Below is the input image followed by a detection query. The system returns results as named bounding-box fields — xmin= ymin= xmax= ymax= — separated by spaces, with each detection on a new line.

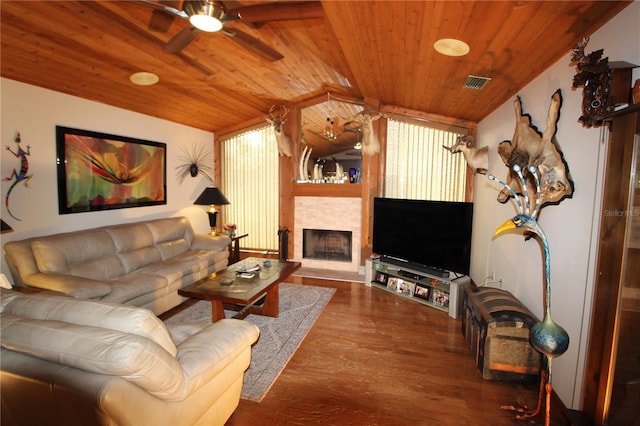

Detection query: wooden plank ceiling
xmin=0 ymin=1 xmax=631 ymax=157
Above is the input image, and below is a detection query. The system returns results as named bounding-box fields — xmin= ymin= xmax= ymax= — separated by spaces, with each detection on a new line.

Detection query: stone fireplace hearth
xmin=293 ymin=196 xmax=361 ymax=272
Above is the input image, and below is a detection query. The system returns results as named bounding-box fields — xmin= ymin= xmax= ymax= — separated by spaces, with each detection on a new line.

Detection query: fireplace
xmin=303 ymin=229 xmax=352 ymax=262
xmin=294 ymin=196 xmax=361 ymax=272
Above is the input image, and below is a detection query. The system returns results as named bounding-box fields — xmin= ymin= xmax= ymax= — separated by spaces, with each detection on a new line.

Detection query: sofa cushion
xmin=117 ymin=247 xmax=162 ymax=274
xmin=25 ymin=273 xmax=112 ymax=299
xmin=146 ymin=217 xmax=194 ymax=246
xmin=106 ymin=222 xmax=154 ymax=252
xmin=0 ymin=316 xmax=184 ymax=399
xmin=155 ymin=238 xmax=191 ymax=261
xmin=31 ymin=231 xmax=126 ymax=280
xmin=69 ymin=255 xmax=126 ymax=281
xmin=1 ymin=290 xmax=176 ymax=356
xmin=31 ymin=231 xmax=117 ymax=271
xmin=100 ymin=274 xmax=168 ymax=306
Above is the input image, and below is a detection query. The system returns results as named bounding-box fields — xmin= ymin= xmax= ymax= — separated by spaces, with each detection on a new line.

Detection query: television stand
xmin=365 ymin=257 xmax=470 ymax=318
xmin=378 ymin=256 xmax=450 ymax=277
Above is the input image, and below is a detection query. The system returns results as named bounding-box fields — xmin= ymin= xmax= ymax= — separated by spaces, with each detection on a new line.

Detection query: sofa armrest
xmin=191 ymin=234 xmax=231 ymax=252
xmin=176 ymin=319 xmax=259 ymax=392
xmin=23 ymin=273 xmax=112 ymax=299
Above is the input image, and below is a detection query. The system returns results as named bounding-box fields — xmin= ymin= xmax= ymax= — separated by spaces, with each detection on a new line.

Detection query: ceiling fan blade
xmin=228 ymin=1 xmax=323 ymax=24
xmin=134 ymin=0 xmax=188 ymax=19
xmin=221 ymin=28 xmax=284 ymax=62
xmin=163 ymin=26 xmax=200 ymax=53
xmin=149 ymin=10 xmax=174 ymax=32
xmin=148 ymin=1 xmax=184 ymax=32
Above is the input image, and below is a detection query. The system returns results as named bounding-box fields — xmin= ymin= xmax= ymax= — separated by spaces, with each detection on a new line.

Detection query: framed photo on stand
xmin=414 ymin=284 xmax=431 ymax=301
xmin=387 ymin=277 xmax=401 ymax=291
xmin=375 ymin=271 xmax=389 ymax=285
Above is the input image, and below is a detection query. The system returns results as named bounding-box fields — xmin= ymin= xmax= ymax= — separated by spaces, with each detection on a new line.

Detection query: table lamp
xmin=1 ymin=219 xmax=13 ymax=234
xmin=194 ymin=187 xmax=230 ymax=235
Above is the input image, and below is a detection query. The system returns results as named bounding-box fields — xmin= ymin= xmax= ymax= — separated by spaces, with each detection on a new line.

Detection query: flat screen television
xmin=372 ymin=197 xmax=473 ymax=277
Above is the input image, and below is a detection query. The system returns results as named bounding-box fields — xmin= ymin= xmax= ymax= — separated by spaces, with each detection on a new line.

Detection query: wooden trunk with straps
xmin=462 ymin=287 xmax=542 ymax=382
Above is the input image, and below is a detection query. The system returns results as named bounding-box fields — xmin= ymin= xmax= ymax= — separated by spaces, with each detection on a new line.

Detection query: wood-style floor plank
xmin=225 ymin=276 xmax=567 ymax=425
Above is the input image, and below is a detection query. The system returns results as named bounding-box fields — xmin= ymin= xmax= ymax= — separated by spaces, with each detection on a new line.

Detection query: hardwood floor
xmin=225 ymin=276 xmax=567 ymax=425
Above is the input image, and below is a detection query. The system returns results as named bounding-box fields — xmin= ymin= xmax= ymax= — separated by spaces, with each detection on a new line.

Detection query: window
xmin=385 ymin=118 xmax=468 ymax=202
xmin=220 ymin=125 xmax=279 ymax=252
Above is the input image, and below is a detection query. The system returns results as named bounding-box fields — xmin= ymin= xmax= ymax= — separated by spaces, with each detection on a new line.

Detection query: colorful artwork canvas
xmin=56 ymin=126 xmax=166 ymax=214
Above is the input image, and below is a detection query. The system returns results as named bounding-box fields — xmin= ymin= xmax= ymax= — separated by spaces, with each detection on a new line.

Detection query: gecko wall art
xmin=3 ymin=132 xmax=32 ymax=221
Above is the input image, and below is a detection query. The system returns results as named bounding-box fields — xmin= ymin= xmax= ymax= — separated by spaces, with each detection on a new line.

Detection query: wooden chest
xmin=462 ymin=287 xmax=541 ymax=382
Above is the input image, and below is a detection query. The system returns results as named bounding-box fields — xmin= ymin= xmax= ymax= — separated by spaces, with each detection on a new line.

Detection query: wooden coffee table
xmin=178 ymin=257 xmax=301 ymax=322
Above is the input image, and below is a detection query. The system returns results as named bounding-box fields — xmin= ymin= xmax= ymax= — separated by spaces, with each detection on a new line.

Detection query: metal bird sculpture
xmin=489 ymin=164 xmax=570 ymax=426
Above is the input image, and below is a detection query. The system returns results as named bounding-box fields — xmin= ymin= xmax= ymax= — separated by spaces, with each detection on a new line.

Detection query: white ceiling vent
xmin=463 ymin=75 xmax=491 ymax=90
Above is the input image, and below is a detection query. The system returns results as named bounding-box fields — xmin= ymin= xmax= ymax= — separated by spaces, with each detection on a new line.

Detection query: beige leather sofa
xmin=4 ymin=217 xmax=230 ymax=315
xmin=0 ymin=288 xmax=260 ymax=426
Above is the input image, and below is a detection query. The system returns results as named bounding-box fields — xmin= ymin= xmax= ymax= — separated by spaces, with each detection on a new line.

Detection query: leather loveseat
xmin=3 ymin=217 xmax=230 ymax=315
xmin=0 ymin=288 xmax=259 ymax=426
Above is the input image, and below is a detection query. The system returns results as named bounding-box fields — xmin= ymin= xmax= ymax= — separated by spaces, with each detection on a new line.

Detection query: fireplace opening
xmin=303 ymin=229 xmax=352 ymax=262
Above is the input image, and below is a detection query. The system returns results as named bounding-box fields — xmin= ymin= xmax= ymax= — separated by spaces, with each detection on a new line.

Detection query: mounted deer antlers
xmin=267 ymin=105 xmax=293 ymax=157
xmin=443 ymin=135 xmax=488 ymax=174
xmin=352 ymin=111 xmax=382 ymax=156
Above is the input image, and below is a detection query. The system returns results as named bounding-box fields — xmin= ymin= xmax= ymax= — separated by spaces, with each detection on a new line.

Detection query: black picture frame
xmin=414 ymin=284 xmax=431 ymax=301
xmin=56 ymin=126 xmax=167 ymax=214
xmin=375 ymin=271 xmax=388 ymax=285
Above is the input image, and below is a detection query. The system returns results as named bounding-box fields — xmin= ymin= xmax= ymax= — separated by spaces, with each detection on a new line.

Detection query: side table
xmin=228 ymin=233 xmax=248 ymax=264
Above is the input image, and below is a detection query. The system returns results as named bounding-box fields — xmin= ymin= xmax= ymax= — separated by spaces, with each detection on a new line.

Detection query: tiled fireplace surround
xmin=293 ymin=196 xmax=362 ymax=273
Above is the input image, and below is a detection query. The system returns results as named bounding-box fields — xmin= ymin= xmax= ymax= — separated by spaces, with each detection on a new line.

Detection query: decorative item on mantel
xmin=296 ymin=148 xmax=348 ymax=184
xmin=194 ymin=186 xmax=230 ymax=235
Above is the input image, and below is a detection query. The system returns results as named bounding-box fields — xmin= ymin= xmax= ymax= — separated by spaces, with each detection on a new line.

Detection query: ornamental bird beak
xmin=494 ymin=218 xmax=517 ymax=237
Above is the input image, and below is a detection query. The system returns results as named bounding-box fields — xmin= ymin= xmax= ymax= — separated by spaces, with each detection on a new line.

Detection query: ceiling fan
xmin=136 ymin=0 xmax=323 ymax=61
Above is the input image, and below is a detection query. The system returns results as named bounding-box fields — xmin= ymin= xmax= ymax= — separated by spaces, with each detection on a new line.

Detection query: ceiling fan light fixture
xmin=434 ymin=38 xmax=470 ymax=57
xmin=185 ymin=1 xmax=224 ymax=32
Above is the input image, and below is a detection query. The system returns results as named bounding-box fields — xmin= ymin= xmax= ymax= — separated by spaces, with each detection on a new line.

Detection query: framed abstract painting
xmin=56 ymin=126 xmax=166 ymax=214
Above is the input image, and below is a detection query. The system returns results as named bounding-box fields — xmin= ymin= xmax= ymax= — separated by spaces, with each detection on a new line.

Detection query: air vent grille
xmin=463 ymin=75 xmax=491 ymax=90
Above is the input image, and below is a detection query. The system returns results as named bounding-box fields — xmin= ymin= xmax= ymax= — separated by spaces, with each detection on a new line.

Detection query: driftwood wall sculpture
xmin=497 ymin=90 xmax=574 ymax=210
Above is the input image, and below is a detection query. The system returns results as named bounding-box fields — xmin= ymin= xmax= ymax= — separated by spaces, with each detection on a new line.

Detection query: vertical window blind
xmin=385 ymin=118 xmax=467 ymax=202
xmin=220 ymin=125 xmax=280 ymax=252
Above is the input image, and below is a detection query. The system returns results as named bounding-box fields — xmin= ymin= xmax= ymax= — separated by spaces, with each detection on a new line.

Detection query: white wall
xmin=470 ymin=2 xmax=639 ymax=409
xmin=1 ymin=78 xmax=215 ymax=279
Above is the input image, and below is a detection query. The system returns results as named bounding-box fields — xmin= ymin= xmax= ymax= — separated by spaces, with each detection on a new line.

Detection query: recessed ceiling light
xmin=434 ymin=38 xmax=470 ymax=57
xmin=130 ymin=72 xmax=159 ymax=86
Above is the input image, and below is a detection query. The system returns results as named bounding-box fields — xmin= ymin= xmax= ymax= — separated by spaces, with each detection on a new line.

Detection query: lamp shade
xmin=1 ymin=219 xmax=14 ymax=234
xmin=194 ymin=187 xmax=230 ymax=206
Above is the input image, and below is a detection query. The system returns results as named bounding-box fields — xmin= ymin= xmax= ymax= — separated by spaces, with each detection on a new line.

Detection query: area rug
xmin=164 ymin=283 xmax=336 ymax=402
